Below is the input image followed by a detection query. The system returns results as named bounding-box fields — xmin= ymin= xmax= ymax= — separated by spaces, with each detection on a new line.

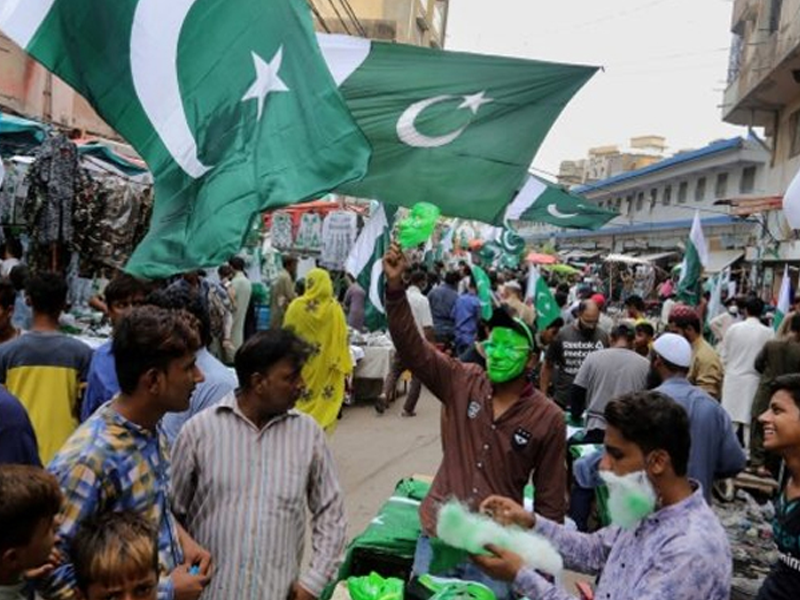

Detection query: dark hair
xmin=3 ymin=237 xmax=22 ymax=260
xmin=229 ymin=256 xmax=245 ymax=271
xmin=113 ymin=306 xmax=202 ymax=395
xmin=768 ymin=373 xmax=800 ymax=409
xmin=283 ymin=255 xmax=298 ymax=267
xmin=611 ymin=323 xmax=635 ymax=342
xmin=410 ymin=270 xmax=427 ymax=287
xmin=0 ymin=278 xmax=16 ymax=309
xmin=790 ymin=312 xmax=800 ymax=333
xmin=554 ymin=291 xmax=568 ymax=308
xmin=668 ymin=309 xmax=701 ymax=334
xmin=635 ymin=322 xmax=655 ymax=337
xmin=104 ymin=274 xmax=147 ymax=309
xmin=147 ymin=287 xmax=212 ymax=347
xmin=604 ymin=391 xmax=691 ymax=476
xmin=0 ymin=465 xmax=62 ymax=553
xmin=8 ymin=265 xmax=28 ymax=292
xmin=444 ymin=271 xmax=460 ymax=286
xmin=624 ymin=295 xmax=645 ymax=311
xmin=72 ymin=511 xmax=158 ymax=593
xmin=546 ymin=317 xmax=564 ymax=330
xmin=235 ymin=329 xmax=312 ymax=389
xmin=217 ymin=264 xmax=233 ymax=280
xmin=744 ymin=295 xmax=764 ymax=318
xmin=26 ymin=272 xmax=67 ymax=317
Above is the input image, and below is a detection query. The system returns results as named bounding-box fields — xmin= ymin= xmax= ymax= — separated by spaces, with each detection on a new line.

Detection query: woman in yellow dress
xmin=283 ymin=268 xmax=353 ymax=433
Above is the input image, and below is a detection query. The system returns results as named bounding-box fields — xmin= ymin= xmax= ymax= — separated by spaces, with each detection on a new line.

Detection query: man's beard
xmin=646 ymin=367 xmax=662 ymax=390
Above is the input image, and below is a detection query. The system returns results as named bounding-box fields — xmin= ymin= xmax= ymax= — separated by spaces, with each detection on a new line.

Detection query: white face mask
xmin=599 ymin=469 xmax=657 ymax=530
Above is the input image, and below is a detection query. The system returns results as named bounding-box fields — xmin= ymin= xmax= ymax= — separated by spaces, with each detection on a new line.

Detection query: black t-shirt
xmin=545 ymin=324 xmax=608 ymax=408
xmin=757 ymin=494 xmax=800 ymax=600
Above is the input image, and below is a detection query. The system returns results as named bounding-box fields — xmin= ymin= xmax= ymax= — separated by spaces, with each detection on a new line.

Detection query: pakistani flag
xmin=503 ymin=175 xmax=618 ymax=229
xmin=344 ymin=204 xmax=397 ymax=332
xmin=676 ymin=211 xmax=709 ymax=306
xmin=775 ymin=264 xmax=792 ymax=331
xmin=0 ymin=0 xmax=371 ymax=278
xmin=318 ymin=34 xmax=597 ymax=224
xmin=471 ymin=265 xmax=495 ymax=320
xmin=526 ymin=266 xmax=561 ymax=330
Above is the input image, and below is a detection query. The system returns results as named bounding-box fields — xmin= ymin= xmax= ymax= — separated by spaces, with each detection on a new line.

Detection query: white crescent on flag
xmin=546 ymin=204 xmax=579 ymax=219
xmin=130 ymin=0 xmax=213 ymax=178
xmin=396 ymin=95 xmax=470 ymax=149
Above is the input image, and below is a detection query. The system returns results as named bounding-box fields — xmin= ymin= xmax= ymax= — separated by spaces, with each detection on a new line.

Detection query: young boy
xmin=0 ymin=465 xmax=62 ymax=600
xmin=72 ymin=511 xmax=159 ymax=600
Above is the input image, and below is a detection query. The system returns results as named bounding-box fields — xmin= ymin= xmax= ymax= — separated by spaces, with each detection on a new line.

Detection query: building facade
xmin=521 ymin=137 xmax=770 ymax=269
xmin=723 ymin=0 xmax=800 ymax=298
xmin=557 ymin=136 xmax=667 ymax=187
xmin=310 ymin=0 xmax=449 ymax=47
xmin=0 ymin=33 xmax=117 ymax=138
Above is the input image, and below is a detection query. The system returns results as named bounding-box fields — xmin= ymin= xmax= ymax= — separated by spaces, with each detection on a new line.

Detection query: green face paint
xmin=484 ymin=327 xmax=531 ymax=383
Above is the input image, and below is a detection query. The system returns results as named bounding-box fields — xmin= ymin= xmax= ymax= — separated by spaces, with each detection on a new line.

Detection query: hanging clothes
xmin=23 ymin=134 xmax=80 ymax=245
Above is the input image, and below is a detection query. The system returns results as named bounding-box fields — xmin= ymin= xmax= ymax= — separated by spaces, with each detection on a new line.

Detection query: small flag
xmin=470 ymin=265 xmax=494 ymax=320
xmin=775 ymin=265 xmax=791 ymax=331
xmin=676 ymin=211 xmax=709 ymax=306
xmin=783 ymin=165 xmax=800 ymax=229
xmin=344 ymin=203 xmax=397 ymax=331
xmin=527 ymin=266 xmax=561 ymax=330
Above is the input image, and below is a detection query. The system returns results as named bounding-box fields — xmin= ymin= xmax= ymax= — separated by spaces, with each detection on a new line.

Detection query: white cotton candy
xmin=436 ymin=501 xmax=564 ymax=577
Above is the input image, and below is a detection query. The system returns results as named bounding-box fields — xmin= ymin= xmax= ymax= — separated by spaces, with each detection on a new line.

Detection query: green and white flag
xmin=344 ymin=203 xmax=397 ymax=332
xmin=318 ymin=34 xmax=598 ymax=224
xmin=0 ymin=0 xmax=371 ymax=278
xmin=503 ymin=175 xmax=618 ymax=229
xmin=471 ymin=265 xmax=495 ymax=321
xmin=526 ymin=265 xmax=561 ymax=330
xmin=775 ymin=264 xmax=791 ymax=331
xmin=676 ymin=211 xmax=709 ymax=306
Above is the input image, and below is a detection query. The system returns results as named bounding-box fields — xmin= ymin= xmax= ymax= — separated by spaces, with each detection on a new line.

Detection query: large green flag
xmin=318 ymin=35 xmax=598 ymax=224
xmin=503 ymin=175 xmax=618 ymax=229
xmin=0 ymin=0 xmax=371 ymax=278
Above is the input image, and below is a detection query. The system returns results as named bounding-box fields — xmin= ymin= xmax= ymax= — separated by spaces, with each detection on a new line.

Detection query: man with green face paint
xmin=383 ymin=243 xmax=566 ymax=600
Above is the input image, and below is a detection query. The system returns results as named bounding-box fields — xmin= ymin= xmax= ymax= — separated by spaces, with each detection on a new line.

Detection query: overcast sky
xmin=445 ymin=0 xmax=747 ymax=179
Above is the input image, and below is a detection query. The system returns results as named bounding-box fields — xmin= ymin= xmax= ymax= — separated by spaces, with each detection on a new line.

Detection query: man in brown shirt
xmin=383 ymin=244 xmax=566 ymax=599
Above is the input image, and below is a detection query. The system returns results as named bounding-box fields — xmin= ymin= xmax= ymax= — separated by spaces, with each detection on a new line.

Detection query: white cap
xmin=652 ymin=333 xmax=692 ymax=368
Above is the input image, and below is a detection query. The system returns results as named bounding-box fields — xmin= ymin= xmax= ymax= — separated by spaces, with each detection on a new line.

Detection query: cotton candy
xmin=436 ymin=501 xmax=563 ymax=577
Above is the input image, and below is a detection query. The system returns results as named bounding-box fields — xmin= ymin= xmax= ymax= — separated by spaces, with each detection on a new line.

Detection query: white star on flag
xmin=242 ymin=46 xmax=290 ymax=121
xmin=459 ymin=91 xmax=493 ymax=114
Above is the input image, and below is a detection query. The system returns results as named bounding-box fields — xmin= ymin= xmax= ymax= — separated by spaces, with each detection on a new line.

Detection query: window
xmin=615 ymin=197 xmax=622 ymax=211
xmin=663 ymin=185 xmax=672 ymax=205
xmin=677 ymin=182 xmax=688 ymax=203
xmin=636 ymin=192 xmax=644 ymax=212
xmin=791 ymin=110 xmax=800 ymax=157
xmin=740 ymin=166 xmax=757 ymax=194
xmin=715 ymin=172 xmax=728 ymax=198
xmin=649 ymin=188 xmax=658 ymax=210
xmin=625 ymin=195 xmax=634 ymax=214
xmin=695 ymin=177 xmax=706 ymax=201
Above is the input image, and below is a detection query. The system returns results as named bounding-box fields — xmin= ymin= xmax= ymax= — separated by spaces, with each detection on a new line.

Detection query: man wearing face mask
xmin=474 ymin=391 xmax=733 ymax=600
xmin=382 ymin=244 xmax=566 ymax=600
xmin=650 ymin=333 xmax=746 ymax=502
xmin=540 ymin=300 xmax=609 ymax=409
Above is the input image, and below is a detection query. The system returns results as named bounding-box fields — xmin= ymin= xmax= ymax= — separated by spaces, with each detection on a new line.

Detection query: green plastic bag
xmin=347 ymin=572 xmax=404 ymax=600
xmin=396 ymin=202 xmax=441 ymax=249
xmin=418 ymin=574 xmax=496 ymax=600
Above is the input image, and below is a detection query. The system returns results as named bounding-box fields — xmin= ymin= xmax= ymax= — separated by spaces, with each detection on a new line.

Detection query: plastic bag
xmin=347 ymin=572 xmax=404 ymax=600
xmin=418 ymin=574 xmax=496 ymax=600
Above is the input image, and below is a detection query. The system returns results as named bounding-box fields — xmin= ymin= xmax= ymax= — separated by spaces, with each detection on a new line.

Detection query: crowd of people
xmin=0 ymin=244 xmax=798 ymax=600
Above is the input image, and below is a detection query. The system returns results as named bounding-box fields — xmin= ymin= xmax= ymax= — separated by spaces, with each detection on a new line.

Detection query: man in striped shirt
xmin=171 ymin=329 xmax=346 ymax=600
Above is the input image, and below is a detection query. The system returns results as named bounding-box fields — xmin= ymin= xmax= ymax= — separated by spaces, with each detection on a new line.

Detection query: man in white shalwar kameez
xmin=720 ymin=296 xmax=774 ymax=451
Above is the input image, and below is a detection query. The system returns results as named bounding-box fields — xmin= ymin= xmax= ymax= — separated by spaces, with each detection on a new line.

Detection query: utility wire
xmin=306 ymin=0 xmax=331 ymax=32
xmin=323 ymin=0 xmax=353 ymax=35
xmin=337 ymin=0 xmax=367 ymax=37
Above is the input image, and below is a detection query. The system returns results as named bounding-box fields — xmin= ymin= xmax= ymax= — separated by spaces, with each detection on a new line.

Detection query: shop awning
xmin=634 ymin=251 xmax=677 ymax=263
xmin=705 ymin=249 xmax=744 ymax=274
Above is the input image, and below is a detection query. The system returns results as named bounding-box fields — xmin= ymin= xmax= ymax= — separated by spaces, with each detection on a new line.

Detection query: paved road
xmin=329 ymin=388 xmax=442 ymax=538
